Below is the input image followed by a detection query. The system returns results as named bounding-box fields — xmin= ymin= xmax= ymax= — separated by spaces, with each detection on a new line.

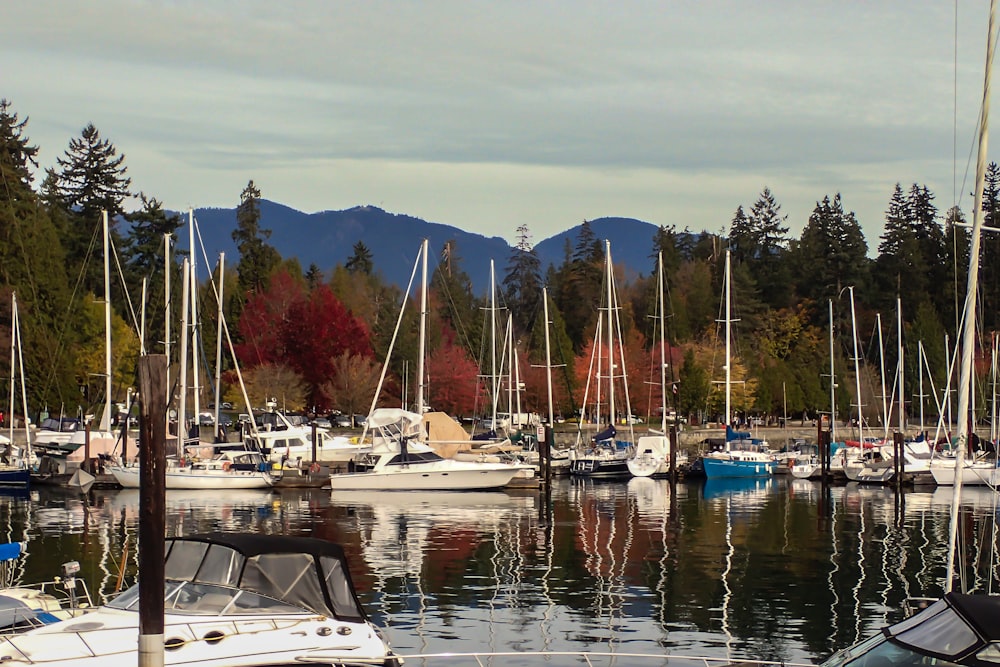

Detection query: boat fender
xmin=222 ymin=461 xmax=231 ymax=472
xmin=309 ymin=462 xmax=321 ymax=474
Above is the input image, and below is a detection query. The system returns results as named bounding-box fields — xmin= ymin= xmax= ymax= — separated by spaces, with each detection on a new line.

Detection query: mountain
xmin=181 ymin=201 xmax=663 ymax=293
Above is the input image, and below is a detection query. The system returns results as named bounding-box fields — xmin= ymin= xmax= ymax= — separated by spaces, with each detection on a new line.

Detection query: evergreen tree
xmin=54 ymin=123 xmax=132 ymax=296
xmin=232 ymin=180 xmax=281 ymax=298
xmin=979 ymin=163 xmax=1000 ymax=331
xmin=555 ymin=221 xmax=604 ymax=350
xmin=121 ymin=195 xmax=184 ymax=356
xmin=0 ymin=102 xmax=77 ymax=411
xmin=430 ymin=240 xmax=482 ymax=362
xmin=793 ymin=194 xmax=869 ymax=320
xmin=345 ymin=241 xmax=374 ymax=275
xmin=502 ymin=223 xmax=542 ymax=338
xmin=731 ymin=187 xmax=791 ymax=308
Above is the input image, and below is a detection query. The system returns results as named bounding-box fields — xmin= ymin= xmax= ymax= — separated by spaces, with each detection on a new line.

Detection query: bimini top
xmin=822 ymin=592 xmax=1000 ymax=667
xmin=163 ymin=533 xmax=368 ymax=622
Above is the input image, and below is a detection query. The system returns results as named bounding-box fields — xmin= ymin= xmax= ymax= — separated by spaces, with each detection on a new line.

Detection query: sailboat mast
xmin=102 ymin=210 xmax=112 ymax=432
xmin=188 ymin=211 xmax=201 ymax=422
xmin=829 ymin=299 xmax=837 ymax=443
xmin=543 ymin=287 xmax=554 ymax=429
xmin=947 ymin=0 xmax=995 ymax=593
xmin=725 ymin=249 xmax=732 ymax=427
xmin=490 ymin=260 xmax=498 ymax=425
xmin=415 ymin=239 xmax=428 ymax=415
xmin=658 ymin=252 xmax=667 ymax=433
xmin=876 ymin=313 xmax=888 ymax=440
xmin=897 ymin=297 xmax=904 ymax=432
xmin=13 ymin=295 xmax=30 ymax=459
xmin=849 ymin=286 xmax=863 ymax=443
xmin=605 ymin=240 xmax=615 ymax=425
xmin=164 ymin=233 xmax=172 ymax=412
xmin=178 ymin=257 xmax=190 ymax=453
xmin=213 ymin=253 xmax=225 ymax=430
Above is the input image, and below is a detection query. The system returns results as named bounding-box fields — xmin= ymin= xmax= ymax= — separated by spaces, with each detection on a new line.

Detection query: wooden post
xmin=669 ymin=423 xmax=678 ymax=482
xmin=138 ymin=355 xmax=167 ymax=667
xmin=83 ymin=420 xmax=91 ymax=474
xmin=311 ymin=422 xmax=318 ymax=465
xmin=542 ymin=425 xmax=552 ymax=482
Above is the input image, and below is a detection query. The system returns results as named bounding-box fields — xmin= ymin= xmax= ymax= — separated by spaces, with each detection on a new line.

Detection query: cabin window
xmin=195 ymin=545 xmax=244 ymax=586
xmin=321 ymin=556 xmax=364 ymax=621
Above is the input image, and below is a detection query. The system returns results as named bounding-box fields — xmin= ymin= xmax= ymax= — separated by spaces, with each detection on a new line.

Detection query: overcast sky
xmin=4 ymin=1 xmax=995 ymax=248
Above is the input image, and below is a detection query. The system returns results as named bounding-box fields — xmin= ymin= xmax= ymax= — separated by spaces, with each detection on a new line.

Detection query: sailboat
xmin=328 ymin=240 xmax=529 ymax=491
xmin=701 ymin=250 xmax=775 ymax=478
xmin=819 ymin=3 xmax=1000 ymax=664
xmin=32 ymin=211 xmax=125 ymax=490
xmin=569 ymin=241 xmax=636 ymax=477
xmin=628 ymin=251 xmax=686 ymax=478
xmin=1 ymin=294 xmax=31 ymax=488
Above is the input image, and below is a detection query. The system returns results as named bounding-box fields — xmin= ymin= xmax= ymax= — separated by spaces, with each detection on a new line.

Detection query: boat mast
xmin=658 ymin=252 xmax=667 ymax=434
xmin=213 ymin=253 xmax=225 ymax=431
xmin=188 ymin=210 xmax=201 ymax=423
xmin=13 ymin=295 xmax=30 ymax=461
xmin=725 ymin=249 xmax=732 ymax=432
xmin=101 ymin=210 xmax=112 ymax=432
xmin=829 ymin=299 xmax=837 ymax=443
xmin=897 ymin=297 xmax=905 ymax=433
xmin=876 ymin=313 xmax=889 ymax=441
xmin=947 ymin=0 xmax=995 ymax=593
xmin=490 ymin=260 xmax=498 ymax=426
xmin=543 ymin=287 xmax=555 ymax=430
xmin=178 ymin=257 xmax=190 ymax=455
xmin=415 ymin=239 xmax=428 ymax=415
xmin=848 ymin=286 xmax=863 ymax=444
xmin=605 ymin=240 xmax=615 ymax=426
xmin=164 ymin=233 xmax=172 ymax=414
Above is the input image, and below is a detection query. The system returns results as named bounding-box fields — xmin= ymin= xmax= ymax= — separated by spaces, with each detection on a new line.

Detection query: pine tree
xmin=502 ymin=223 xmax=542 ymax=337
xmin=121 ymin=195 xmax=184 ymax=356
xmin=793 ymin=194 xmax=869 ymax=318
xmin=53 ymin=123 xmax=132 ymax=295
xmin=345 ymin=241 xmax=374 ymax=275
xmin=232 ymin=180 xmax=281 ymax=297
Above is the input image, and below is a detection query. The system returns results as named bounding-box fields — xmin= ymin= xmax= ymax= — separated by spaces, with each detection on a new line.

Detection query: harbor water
xmin=3 ymin=476 xmax=997 ymax=664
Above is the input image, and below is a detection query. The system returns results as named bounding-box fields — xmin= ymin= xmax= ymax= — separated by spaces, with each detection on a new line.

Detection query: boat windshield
xmin=820 ymin=633 xmax=963 ymax=667
xmin=108 ymin=580 xmax=308 ymax=615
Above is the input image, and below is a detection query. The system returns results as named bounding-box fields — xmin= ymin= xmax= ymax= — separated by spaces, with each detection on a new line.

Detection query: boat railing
xmin=392 ymin=651 xmax=815 ymax=667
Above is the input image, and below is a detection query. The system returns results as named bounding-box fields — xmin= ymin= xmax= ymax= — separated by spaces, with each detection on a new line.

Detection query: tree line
xmin=0 ymin=98 xmax=993 ymax=430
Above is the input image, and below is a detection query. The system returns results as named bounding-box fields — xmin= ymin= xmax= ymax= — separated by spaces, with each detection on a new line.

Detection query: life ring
xmin=309 ymin=462 xmax=321 ymax=474
xmin=222 ymin=461 xmax=231 ymax=472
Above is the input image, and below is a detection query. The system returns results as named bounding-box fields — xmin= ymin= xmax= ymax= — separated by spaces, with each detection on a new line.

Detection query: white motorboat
xmin=329 ymin=409 xmax=528 ymax=491
xmin=242 ymin=417 xmax=370 ymax=471
xmin=0 ymin=533 xmax=395 ymax=667
xmin=109 ymin=449 xmax=276 ymax=490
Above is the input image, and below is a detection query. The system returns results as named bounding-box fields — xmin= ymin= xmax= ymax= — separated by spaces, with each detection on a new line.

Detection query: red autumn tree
xmin=425 ymin=328 xmax=483 ymax=417
xmin=236 ymin=268 xmax=373 ymax=411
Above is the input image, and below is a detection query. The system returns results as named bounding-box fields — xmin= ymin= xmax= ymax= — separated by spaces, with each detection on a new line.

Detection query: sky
xmin=3 ymin=1 xmax=996 ymax=248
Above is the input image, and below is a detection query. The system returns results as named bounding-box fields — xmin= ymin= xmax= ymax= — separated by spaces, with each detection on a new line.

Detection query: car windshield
xmin=108 ymin=580 xmax=308 ymax=615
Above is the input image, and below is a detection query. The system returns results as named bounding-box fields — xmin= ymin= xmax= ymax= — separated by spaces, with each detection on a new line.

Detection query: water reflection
xmin=0 ymin=479 xmax=996 ymax=663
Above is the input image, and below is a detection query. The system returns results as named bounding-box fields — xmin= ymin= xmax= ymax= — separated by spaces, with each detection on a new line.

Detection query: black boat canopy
xmin=164 ymin=533 xmax=368 ymax=622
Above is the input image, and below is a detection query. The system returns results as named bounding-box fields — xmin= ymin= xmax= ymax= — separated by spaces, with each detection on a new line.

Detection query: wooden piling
xmin=138 ymin=355 xmax=167 ymax=667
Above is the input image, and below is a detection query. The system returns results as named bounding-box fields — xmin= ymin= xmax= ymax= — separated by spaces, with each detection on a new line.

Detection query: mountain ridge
xmin=180 ymin=201 xmax=666 ymax=293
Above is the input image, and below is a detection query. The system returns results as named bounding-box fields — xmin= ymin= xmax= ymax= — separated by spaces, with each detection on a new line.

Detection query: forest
xmin=1 ymin=97 xmax=996 ymax=430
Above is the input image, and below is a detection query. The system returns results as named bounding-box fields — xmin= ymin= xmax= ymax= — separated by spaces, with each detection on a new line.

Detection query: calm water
xmin=3 ymin=477 xmax=998 ymax=664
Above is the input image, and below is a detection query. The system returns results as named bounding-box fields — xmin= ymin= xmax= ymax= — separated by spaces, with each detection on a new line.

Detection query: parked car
xmin=312 ymin=417 xmax=332 ymax=429
xmin=334 ymin=414 xmax=352 ymax=428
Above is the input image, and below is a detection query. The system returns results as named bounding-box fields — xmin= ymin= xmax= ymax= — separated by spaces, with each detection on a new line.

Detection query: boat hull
xmin=702 ymin=457 xmax=775 ymax=478
xmin=109 ymin=466 xmax=275 ymax=490
xmin=328 ymin=465 xmax=519 ymax=491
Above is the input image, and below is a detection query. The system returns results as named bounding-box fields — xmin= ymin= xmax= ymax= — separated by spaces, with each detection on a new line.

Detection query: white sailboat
xmin=329 ymin=240 xmax=529 ymax=491
xmin=628 ymin=251 xmax=686 ymax=477
xmin=569 ymin=240 xmax=635 ymax=477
